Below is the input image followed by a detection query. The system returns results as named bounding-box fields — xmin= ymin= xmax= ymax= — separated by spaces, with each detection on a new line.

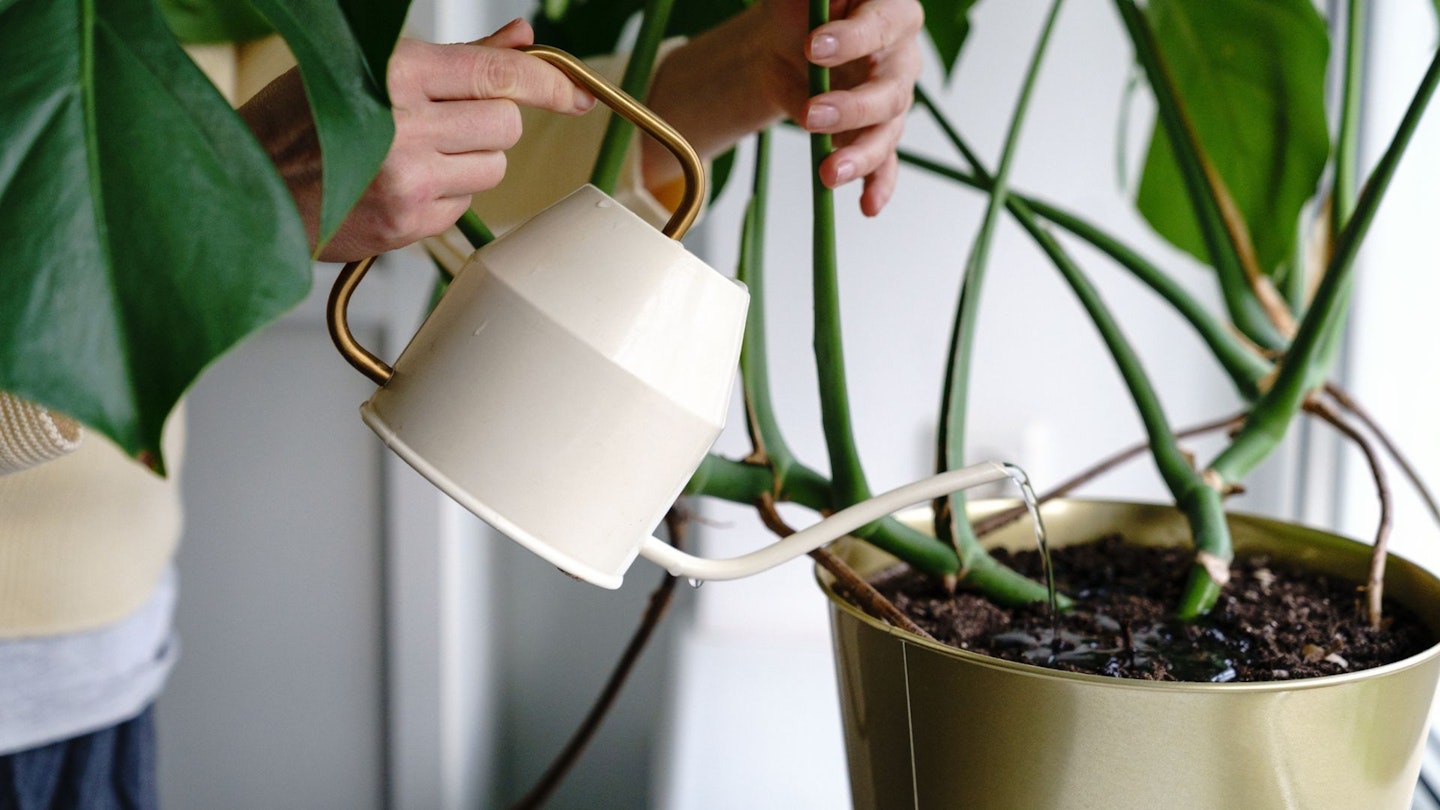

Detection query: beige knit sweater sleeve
xmin=0 ymin=393 xmax=84 ymax=477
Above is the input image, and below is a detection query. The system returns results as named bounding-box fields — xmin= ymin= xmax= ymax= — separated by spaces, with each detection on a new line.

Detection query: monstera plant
xmin=5 ymin=0 xmax=1438 ymax=637
xmin=5 ymin=0 xmax=1439 ymax=659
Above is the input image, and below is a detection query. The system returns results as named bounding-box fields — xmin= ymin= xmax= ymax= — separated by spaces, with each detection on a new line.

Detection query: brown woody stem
xmin=511 ymin=505 xmax=688 ymax=810
xmin=1304 ymin=399 xmax=1392 ymax=630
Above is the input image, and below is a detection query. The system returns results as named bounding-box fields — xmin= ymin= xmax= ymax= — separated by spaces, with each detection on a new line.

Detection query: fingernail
xmin=807 ymin=104 xmax=839 ymax=130
xmin=576 ymin=91 xmax=596 ymax=111
xmin=810 ymin=33 xmax=838 ymax=60
xmin=834 ymin=161 xmax=856 ymax=184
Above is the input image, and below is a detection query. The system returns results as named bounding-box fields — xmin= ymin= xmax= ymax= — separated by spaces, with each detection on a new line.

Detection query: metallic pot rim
xmin=817 ymin=497 xmax=1440 ymax=694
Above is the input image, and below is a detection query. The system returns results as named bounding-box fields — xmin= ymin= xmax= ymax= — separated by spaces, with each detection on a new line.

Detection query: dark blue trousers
xmin=0 ymin=706 xmax=157 ymax=810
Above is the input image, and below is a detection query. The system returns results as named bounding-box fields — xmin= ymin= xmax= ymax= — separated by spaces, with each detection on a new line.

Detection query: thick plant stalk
xmin=737 ymin=132 xmax=940 ymax=570
xmin=1112 ymin=0 xmax=1285 ymax=351
xmin=735 ymin=131 xmax=801 ymax=486
xmin=588 ymin=0 xmax=676 ymax=193
xmin=456 ymin=209 xmax=495 ymax=249
xmin=1009 ymin=196 xmax=1230 ymax=619
xmin=1209 ymin=47 xmax=1440 ymax=486
xmin=1331 ymin=0 xmax=1365 ymax=243
xmin=935 ymin=0 xmax=1064 ymax=569
xmin=1298 ymin=0 xmax=1365 ymax=392
xmin=808 ymin=0 xmax=871 ymax=510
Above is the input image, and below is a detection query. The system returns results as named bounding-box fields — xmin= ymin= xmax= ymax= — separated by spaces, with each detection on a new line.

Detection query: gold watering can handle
xmin=329 ymin=44 xmax=708 ymax=387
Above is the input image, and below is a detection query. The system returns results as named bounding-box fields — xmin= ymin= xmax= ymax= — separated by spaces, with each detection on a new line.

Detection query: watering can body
xmin=361 ymin=184 xmax=747 ymax=587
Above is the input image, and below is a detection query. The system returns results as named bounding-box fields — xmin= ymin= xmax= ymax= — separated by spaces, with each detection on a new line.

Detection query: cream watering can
xmin=328 ymin=46 xmax=1015 ymax=588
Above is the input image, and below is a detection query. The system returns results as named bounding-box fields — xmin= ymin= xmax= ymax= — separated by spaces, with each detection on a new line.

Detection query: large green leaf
xmin=157 ymin=0 xmax=273 ymax=44
xmin=337 ymin=0 xmax=409 ymax=104
xmin=920 ymin=0 xmax=980 ymax=81
xmin=1135 ymin=0 xmax=1329 ymax=277
xmin=0 ymin=0 xmax=405 ymax=472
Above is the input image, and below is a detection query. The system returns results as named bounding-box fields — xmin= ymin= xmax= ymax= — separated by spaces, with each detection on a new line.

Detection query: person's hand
xmin=755 ymin=0 xmax=923 ymax=216
xmin=644 ymin=0 xmax=923 ymax=216
xmin=241 ymin=19 xmax=594 ymax=262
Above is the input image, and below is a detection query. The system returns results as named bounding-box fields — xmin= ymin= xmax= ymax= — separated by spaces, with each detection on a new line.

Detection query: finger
xmin=802 ymin=71 xmax=915 ymax=134
xmin=405 ymin=98 xmax=523 ymax=155
xmin=413 ymin=43 xmax=595 ymax=113
xmin=859 ymin=153 xmax=899 ymax=216
xmin=434 ymin=150 xmax=509 ymax=199
xmin=472 ymin=17 xmax=533 ymax=49
xmin=321 ymin=168 xmax=480 ymax=260
xmin=808 ymin=0 xmax=923 ymax=67
xmin=819 ymin=115 xmax=905 ymax=188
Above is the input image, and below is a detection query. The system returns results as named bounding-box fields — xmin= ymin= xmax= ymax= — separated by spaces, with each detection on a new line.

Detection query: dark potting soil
xmin=869 ymin=536 xmax=1435 ymax=682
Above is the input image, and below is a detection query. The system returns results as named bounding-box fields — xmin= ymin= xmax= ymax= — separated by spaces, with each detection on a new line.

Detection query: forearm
xmin=641 ymin=6 xmax=789 ymax=189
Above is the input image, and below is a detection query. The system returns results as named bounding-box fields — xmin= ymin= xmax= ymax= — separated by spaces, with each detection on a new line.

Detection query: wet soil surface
xmin=870 ymin=536 xmax=1435 ymax=682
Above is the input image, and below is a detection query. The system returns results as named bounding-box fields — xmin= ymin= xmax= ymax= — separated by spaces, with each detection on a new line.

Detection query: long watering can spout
xmin=638 ymin=461 xmax=1014 ymax=582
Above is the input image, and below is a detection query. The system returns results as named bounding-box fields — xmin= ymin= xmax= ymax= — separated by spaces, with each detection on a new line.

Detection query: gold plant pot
xmin=819 ymin=500 xmax=1440 ymax=810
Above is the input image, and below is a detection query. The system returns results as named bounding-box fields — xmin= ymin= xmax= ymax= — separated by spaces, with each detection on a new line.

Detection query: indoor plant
xmin=511 ymin=0 xmax=1440 ymax=806
xmin=735 ymin=1 xmax=1440 ymax=807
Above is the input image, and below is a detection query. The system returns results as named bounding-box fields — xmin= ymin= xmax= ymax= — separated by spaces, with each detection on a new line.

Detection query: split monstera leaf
xmin=0 ymin=0 xmax=409 ymax=473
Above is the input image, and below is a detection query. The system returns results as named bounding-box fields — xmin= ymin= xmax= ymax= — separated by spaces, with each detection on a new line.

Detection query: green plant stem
xmin=735 ymin=131 xmax=798 ymax=487
xmin=898 ymin=146 xmax=1270 ymax=400
xmin=1112 ymin=0 xmax=1284 ymax=351
xmin=808 ymin=0 xmax=871 ymax=510
xmin=1333 ymin=0 xmax=1364 ymax=240
xmin=1011 ymin=210 xmax=1204 ymax=502
xmin=1018 ymin=207 xmax=1229 ymax=617
xmin=1210 ymin=46 xmax=1440 ymax=485
xmin=935 ymin=0 xmax=1063 ymax=560
xmin=1172 ymin=485 xmax=1229 ymax=619
xmin=433 ymin=209 xmax=496 ymax=307
xmin=457 ymin=209 xmax=494 ymax=249
xmin=1294 ymin=0 xmax=1366 ymax=384
xmin=588 ymin=0 xmax=676 ymax=193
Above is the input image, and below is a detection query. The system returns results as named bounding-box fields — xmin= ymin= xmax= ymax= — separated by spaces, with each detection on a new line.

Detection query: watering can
xmin=327 ymin=45 xmax=1015 ymax=588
